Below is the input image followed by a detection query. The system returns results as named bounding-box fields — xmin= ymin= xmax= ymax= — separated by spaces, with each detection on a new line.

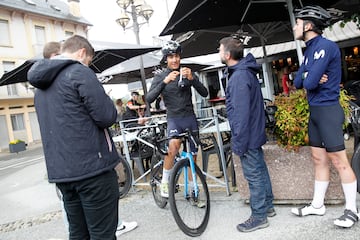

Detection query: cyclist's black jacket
xmin=146 ymin=68 xmax=208 ymax=118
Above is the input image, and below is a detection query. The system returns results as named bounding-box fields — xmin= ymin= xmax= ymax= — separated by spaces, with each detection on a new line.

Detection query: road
xmin=1 ymin=145 xmax=360 ymax=240
xmin=0 ymin=146 xmax=61 ymax=225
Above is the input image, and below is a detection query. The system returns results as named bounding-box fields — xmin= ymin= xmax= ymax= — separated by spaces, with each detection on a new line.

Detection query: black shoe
xmin=236 ymin=216 xmax=269 ymax=232
xmin=267 ymin=207 xmax=276 ymax=217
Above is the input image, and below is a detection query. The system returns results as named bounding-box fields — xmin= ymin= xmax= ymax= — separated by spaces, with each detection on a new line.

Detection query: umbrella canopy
xmin=98 ymin=53 xmax=211 ymax=85
xmin=89 ymin=41 xmax=160 ymax=73
xmin=0 ymin=59 xmax=37 ymax=86
xmin=159 ymin=0 xmax=357 ymax=58
xmin=0 ymin=42 xmax=160 ymax=86
xmin=173 ymin=22 xmax=294 ymax=58
xmin=160 ymin=0 xmax=344 ymax=37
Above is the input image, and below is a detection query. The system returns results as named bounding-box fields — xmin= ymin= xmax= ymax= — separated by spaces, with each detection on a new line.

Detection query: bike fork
xmin=181 ymin=152 xmax=199 ymax=199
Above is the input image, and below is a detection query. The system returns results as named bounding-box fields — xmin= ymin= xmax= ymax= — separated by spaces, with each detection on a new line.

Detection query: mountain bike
xmin=114 ymin=156 xmax=132 ymax=199
xmin=350 ymin=101 xmax=360 ymax=193
xmin=150 ymin=128 xmax=210 ymax=236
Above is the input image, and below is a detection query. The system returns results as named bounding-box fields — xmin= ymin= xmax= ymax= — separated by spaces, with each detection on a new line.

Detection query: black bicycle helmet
xmin=294 ymin=5 xmax=332 ymax=30
xmin=160 ymin=40 xmax=182 ymax=64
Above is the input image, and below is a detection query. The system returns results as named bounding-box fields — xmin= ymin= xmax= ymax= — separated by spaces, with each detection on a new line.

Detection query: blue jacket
xmin=294 ymin=35 xmax=341 ymax=106
xmin=226 ymin=53 xmax=266 ymax=157
xmin=28 ymin=59 xmax=119 ymax=183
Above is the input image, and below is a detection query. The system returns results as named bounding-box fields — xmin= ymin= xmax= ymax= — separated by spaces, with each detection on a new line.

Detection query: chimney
xmin=68 ymin=0 xmax=81 ymax=17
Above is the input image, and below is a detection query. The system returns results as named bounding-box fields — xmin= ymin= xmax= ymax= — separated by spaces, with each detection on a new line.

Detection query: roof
xmin=0 ymin=0 xmax=91 ymax=26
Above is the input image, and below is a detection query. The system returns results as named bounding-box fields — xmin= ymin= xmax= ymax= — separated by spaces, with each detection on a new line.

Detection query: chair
xmin=128 ymin=126 xmax=156 ymax=181
xmin=200 ymin=132 xmax=236 ymax=186
xmin=221 ymin=131 xmax=236 ymax=187
xmin=265 ymin=105 xmax=278 ymax=140
xmin=199 ymin=133 xmax=221 ymax=174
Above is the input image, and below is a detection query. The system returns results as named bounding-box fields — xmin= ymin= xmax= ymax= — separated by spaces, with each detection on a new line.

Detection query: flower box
xmin=9 ymin=141 xmax=26 ymax=153
xmin=235 ymin=143 xmax=344 ymax=204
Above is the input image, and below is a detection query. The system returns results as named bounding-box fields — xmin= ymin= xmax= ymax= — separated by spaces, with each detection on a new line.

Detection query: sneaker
xmin=334 ymin=209 xmax=359 ymax=228
xmin=160 ymin=182 xmax=169 ymax=198
xmin=236 ymin=216 xmax=269 ymax=232
xmin=190 ymin=198 xmax=206 ymax=208
xmin=116 ymin=221 xmax=138 ymax=236
xmin=291 ymin=204 xmax=326 ymax=216
xmin=190 ymin=189 xmax=206 ymax=208
xmin=267 ymin=207 xmax=276 ymax=217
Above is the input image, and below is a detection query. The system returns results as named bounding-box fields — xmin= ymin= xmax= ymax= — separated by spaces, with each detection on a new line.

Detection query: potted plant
xmin=274 ymin=89 xmax=352 ymax=151
xmin=235 ymin=89 xmax=352 ymax=202
xmin=9 ymin=139 xmax=26 ymax=153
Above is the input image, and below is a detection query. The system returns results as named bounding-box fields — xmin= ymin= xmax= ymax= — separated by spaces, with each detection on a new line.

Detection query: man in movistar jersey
xmin=291 ymin=5 xmax=358 ymax=228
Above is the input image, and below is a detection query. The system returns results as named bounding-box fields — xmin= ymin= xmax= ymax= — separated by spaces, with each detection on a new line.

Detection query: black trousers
xmin=57 ymin=170 xmax=119 ymax=240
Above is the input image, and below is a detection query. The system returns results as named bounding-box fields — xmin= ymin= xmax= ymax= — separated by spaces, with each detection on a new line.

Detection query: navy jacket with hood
xmin=28 ymin=58 xmax=119 ymax=183
xmin=225 ymin=53 xmax=266 ymax=157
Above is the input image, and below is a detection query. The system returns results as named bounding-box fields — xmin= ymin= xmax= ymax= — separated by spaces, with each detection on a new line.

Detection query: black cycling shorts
xmin=308 ymin=104 xmax=345 ymax=152
xmin=167 ymin=115 xmax=199 ymax=154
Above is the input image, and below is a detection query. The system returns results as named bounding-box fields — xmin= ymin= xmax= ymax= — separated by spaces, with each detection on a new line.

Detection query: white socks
xmin=312 ymin=180 xmax=358 ymax=213
xmin=162 ymin=168 xmax=172 ymax=183
xmin=312 ymin=180 xmax=329 ymax=208
xmin=342 ymin=181 xmax=358 ymax=213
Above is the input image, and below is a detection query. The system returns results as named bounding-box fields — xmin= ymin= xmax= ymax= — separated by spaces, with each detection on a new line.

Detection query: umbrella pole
xmin=131 ymin=5 xmax=150 ymax=115
xmin=139 ymin=56 xmax=151 ymax=116
xmin=286 ymin=0 xmax=304 ymax=64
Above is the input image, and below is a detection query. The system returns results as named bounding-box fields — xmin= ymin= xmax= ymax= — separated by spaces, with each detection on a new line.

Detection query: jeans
xmin=235 ymin=148 xmax=274 ymax=219
xmin=57 ymin=170 xmax=119 ymax=240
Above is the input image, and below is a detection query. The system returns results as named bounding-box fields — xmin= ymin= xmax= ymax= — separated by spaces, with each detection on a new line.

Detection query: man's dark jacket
xmin=226 ymin=53 xmax=266 ymax=157
xmin=28 ymin=59 xmax=119 ymax=183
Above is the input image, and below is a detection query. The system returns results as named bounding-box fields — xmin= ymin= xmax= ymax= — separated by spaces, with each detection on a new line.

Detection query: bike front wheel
xmin=114 ymin=156 xmax=133 ymax=199
xmin=150 ymin=154 xmax=168 ymax=208
xmin=351 ymin=143 xmax=360 ymax=193
xmin=168 ymin=158 xmax=210 ymax=237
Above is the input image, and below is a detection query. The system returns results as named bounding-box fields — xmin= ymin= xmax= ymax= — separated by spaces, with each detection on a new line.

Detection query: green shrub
xmin=274 ymin=89 xmax=352 ymax=151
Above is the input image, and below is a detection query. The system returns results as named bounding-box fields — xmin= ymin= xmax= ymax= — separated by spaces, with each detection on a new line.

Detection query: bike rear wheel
xmin=168 ymin=158 xmax=210 ymax=237
xmin=351 ymin=144 xmax=360 ymax=193
xmin=114 ymin=156 xmax=132 ymax=199
xmin=150 ymin=154 xmax=168 ymax=208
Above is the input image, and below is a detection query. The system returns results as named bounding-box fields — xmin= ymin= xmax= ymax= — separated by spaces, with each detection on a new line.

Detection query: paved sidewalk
xmin=1 ymin=189 xmax=359 ymax=240
xmin=1 ymin=140 xmax=359 ymax=239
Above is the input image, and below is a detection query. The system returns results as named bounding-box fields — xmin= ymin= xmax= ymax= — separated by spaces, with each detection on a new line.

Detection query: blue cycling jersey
xmin=294 ymin=35 xmax=341 ymax=106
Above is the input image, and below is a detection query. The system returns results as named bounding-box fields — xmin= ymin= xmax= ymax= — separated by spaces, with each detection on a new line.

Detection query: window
xmin=2 ymin=61 xmax=15 ymax=73
xmin=35 ymin=25 xmax=46 ymax=45
xmin=23 ymin=0 xmax=36 ymax=5
xmin=65 ymin=31 xmax=74 ymax=38
xmin=0 ymin=19 xmax=10 ymax=45
xmin=11 ymin=114 xmax=25 ymax=131
xmin=7 ymin=85 xmax=18 ymax=96
xmin=2 ymin=61 xmax=18 ymax=96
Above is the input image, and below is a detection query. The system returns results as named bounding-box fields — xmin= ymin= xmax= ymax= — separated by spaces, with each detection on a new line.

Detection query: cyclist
xmin=291 ymin=5 xmax=358 ymax=228
xmin=146 ymin=40 xmax=208 ymax=197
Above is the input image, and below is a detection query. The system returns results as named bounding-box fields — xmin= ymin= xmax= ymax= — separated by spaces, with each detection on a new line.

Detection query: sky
xmin=79 ymin=0 xmax=176 ymax=46
xmin=76 ymin=0 xmax=178 ymax=98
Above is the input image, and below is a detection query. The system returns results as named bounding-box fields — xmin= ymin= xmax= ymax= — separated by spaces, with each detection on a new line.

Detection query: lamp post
xmin=116 ymin=0 xmax=154 ymax=98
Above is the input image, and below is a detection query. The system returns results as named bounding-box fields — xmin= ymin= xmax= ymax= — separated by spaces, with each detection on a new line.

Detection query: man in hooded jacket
xmin=28 ymin=35 xmax=119 ymax=240
xmin=218 ymin=36 xmax=275 ymax=233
